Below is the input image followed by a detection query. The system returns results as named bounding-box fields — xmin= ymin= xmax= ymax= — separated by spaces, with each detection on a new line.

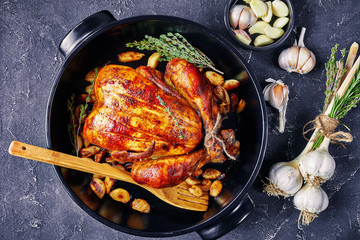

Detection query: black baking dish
xmin=46 ymin=10 xmax=267 ymax=239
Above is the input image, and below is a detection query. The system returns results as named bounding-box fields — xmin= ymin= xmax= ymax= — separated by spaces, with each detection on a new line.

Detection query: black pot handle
xmin=197 ymin=194 xmax=254 ymax=240
xmin=59 ymin=10 xmax=116 ymax=57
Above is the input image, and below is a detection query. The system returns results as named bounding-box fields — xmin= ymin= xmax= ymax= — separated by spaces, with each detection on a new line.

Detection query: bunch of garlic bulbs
xmin=264 ymin=137 xmax=333 ymax=226
xmin=265 ymin=42 xmax=360 ymax=227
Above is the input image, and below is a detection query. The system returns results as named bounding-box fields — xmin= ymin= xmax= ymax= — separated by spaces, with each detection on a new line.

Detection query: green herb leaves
xmin=126 ymin=32 xmax=223 ymax=74
xmin=156 ymin=95 xmax=184 ymax=139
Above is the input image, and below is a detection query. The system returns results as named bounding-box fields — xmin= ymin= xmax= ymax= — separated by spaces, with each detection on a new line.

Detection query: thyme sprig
xmin=67 ymin=94 xmax=78 ymax=155
xmin=323 ymin=44 xmax=347 ymax=112
xmin=126 ymin=32 xmax=223 ymax=74
xmin=67 ymin=68 xmax=98 ymax=156
xmin=157 ymin=95 xmax=184 ymax=139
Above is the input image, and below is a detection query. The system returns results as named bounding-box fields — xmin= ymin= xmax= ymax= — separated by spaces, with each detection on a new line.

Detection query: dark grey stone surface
xmin=1 ymin=0 xmax=360 ymax=239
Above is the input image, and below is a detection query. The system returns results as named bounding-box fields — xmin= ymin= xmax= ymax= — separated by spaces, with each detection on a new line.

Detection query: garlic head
xmin=278 ymin=27 xmax=316 ymax=74
xmin=264 ymin=160 xmax=303 ymax=197
xmin=293 ymin=183 xmax=329 ymax=226
xmin=298 ymin=147 xmax=335 ymax=186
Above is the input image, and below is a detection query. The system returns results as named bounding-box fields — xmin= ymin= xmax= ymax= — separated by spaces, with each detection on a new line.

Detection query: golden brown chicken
xmin=83 ymin=64 xmax=203 ymax=158
xmin=83 ymin=60 xmax=239 ymax=188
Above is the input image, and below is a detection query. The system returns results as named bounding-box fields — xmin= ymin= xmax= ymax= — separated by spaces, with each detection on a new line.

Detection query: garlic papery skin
xmin=229 ymin=5 xmax=245 ymax=29
xmin=263 ymin=78 xmax=289 ymax=133
xmin=298 ymin=137 xmax=335 ymax=186
xmin=229 ymin=5 xmax=257 ymax=30
xmin=264 ymin=159 xmax=303 ymax=197
xmin=278 ymin=27 xmax=316 ymax=74
xmin=293 ymin=183 xmax=329 ymax=226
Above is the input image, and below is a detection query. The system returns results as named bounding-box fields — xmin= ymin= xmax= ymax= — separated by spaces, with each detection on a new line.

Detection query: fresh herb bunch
xmin=331 ymin=67 xmax=360 ymax=119
xmin=311 ymin=45 xmax=360 ymax=150
xmin=67 ymin=68 xmax=98 ymax=156
xmin=126 ymin=32 xmax=223 ymax=74
xmin=323 ymin=44 xmax=347 ymax=112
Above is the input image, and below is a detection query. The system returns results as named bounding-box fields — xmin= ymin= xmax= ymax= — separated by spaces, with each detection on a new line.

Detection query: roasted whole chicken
xmin=83 ymin=59 xmax=240 ymax=188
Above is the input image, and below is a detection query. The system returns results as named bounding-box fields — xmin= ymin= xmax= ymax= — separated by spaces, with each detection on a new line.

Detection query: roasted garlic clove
xmin=104 ymin=177 xmax=115 ymax=194
xmin=118 ymin=51 xmax=145 ymax=62
xmin=202 ymin=169 xmax=222 ymax=179
xmin=131 ymin=199 xmax=150 ymax=213
xmin=189 ymin=185 xmax=204 ymax=197
xmin=210 ymin=180 xmax=223 ymax=197
xmin=185 ymin=176 xmax=202 ymax=185
xmin=205 ymin=71 xmax=224 ymax=86
xmin=109 ymin=188 xmax=131 ymax=203
xmin=90 ymin=178 xmax=106 ymax=199
xmin=222 ymin=79 xmax=240 ymax=91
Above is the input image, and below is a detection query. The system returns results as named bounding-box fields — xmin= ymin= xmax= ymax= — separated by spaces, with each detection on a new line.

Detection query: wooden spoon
xmin=8 ymin=141 xmax=208 ymax=211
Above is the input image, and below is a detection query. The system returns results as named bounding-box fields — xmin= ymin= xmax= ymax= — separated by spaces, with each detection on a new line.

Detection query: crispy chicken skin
xmin=131 ymin=149 xmax=208 ymax=188
xmin=83 ymin=64 xmax=203 ymax=157
xmin=165 ymin=59 xmax=227 ymax=162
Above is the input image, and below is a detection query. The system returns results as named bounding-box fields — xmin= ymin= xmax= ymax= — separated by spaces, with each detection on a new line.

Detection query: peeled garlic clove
xmin=273 ymin=17 xmax=289 ymax=28
xmin=278 ymin=45 xmax=299 ymax=71
xmin=272 ymin=0 xmax=289 ymax=17
xmin=229 ymin=5 xmax=245 ymax=28
xmin=249 ymin=21 xmax=270 ymax=35
xmin=254 ymin=34 xmax=274 ymax=47
xmin=250 ymin=0 xmax=268 ymax=18
xmin=233 ymin=29 xmax=252 ymax=45
xmin=264 ymin=25 xmax=285 ymax=39
xmin=262 ymin=1 xmax=273 ymax=23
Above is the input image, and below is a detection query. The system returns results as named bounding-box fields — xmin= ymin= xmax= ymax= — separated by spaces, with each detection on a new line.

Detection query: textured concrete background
xmin=1 ymin=0 xmax=360 ymax=239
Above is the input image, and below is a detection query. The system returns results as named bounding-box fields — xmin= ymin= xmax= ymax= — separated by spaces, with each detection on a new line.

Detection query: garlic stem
xmin=278 ymin=102 xmax=287 ymax=133
xmin=318 ymin=136 xmax=331 ymax=151
xmin=297 ymin=27 xmax=307 ymax=48
xmin=343 ymin=42 xmax=359 ymax=80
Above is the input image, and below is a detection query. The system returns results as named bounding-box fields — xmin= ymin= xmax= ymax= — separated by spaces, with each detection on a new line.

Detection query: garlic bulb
xmin=229 ymin=5 xmax=257 ymax=30
xmin=293 ymin=183 xmax=329 ymax=226
xmin=263 ymin=78 xmax=289 ymax=133
xmin=278 ymin=27 xmax=316 ymax=74
xmin=298 ymin=137 xmax=335 ymax=186
xmin=264 ymin=159 xmax=303 ymax=197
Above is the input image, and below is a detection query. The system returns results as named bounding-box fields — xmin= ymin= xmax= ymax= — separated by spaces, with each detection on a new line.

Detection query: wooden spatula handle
xmin=8 ymin=141 xmax=135 ymax=183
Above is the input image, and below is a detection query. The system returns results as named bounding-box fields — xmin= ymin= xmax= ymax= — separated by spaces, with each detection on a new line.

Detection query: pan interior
xmin=48 ymin=17 xmax=265 ymax=236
